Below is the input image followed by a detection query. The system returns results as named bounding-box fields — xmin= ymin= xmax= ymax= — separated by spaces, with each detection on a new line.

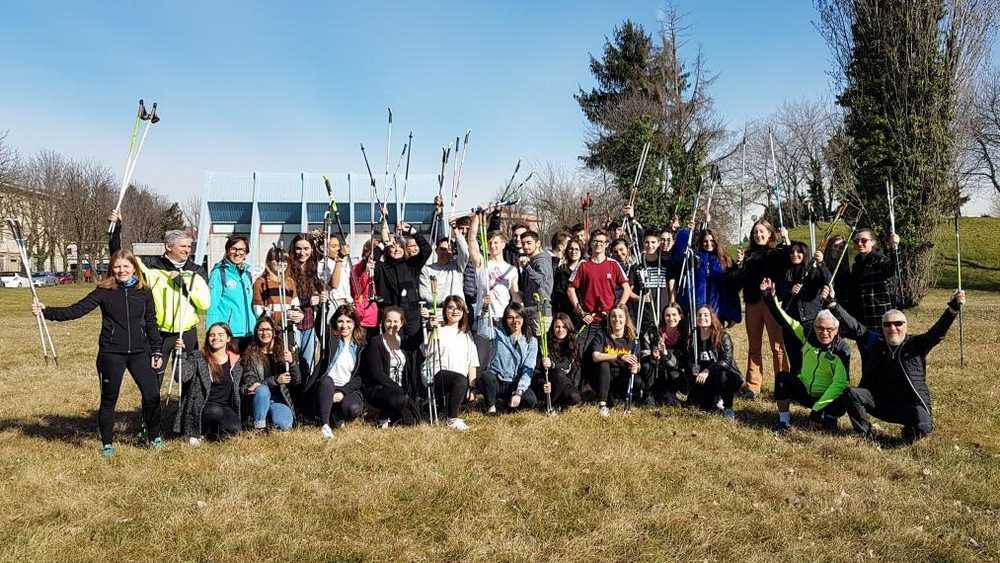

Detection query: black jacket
xmin=359 ymin=331 xmax=425 ymax=398
xmin=690 ymin=332 xmax=740 ymax=376
xmin=846 ymin=250 xmax=897 ymax=327
xmin=830 ymin=300 xmax=958 ymax=413
xmin=304 ymin=330 xmax=365 ymax=394
xmin=173 ymin=352 xmax=245 ymax=437
xmin=778 ymin=260 xmax=831 ymax=326
xmin=43 ymin=285 xmax=161 ymax=355
xmin=731 ymin=244 xmax=787 ymax=305
xmin=376 ymin=233 xmax=431 ymax=309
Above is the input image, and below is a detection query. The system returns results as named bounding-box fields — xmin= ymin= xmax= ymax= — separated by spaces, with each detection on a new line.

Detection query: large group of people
xmin=30 ymin=200 xmax=966 ymax=458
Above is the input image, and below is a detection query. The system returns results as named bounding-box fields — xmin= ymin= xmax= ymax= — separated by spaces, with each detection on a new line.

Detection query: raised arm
xmin=761 ymin=278 xmax=803 ymax=345
xmin=909 ymin=290 xmax=963 ymax=356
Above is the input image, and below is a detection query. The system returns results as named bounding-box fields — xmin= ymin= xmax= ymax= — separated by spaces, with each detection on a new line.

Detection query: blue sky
xmin=7 ymin=1 xmax=967 ymax=211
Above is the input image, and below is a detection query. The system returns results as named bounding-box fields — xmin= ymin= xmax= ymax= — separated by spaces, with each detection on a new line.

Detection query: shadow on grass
xmin=0 ymin=404 xmax=182 ymax=446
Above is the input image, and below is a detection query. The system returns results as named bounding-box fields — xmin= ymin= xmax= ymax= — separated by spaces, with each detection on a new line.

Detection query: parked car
xmin=1 ymin=273 xmax=31 ymax=288
xmin=56 ymin=272 xmax=75 ymax=284
xmin=34 ymin=272 xmax=59 ymax=287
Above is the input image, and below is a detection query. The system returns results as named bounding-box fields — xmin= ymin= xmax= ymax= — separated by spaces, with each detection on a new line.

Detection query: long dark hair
xmin=694 ymin=306 xmax=725 ymax=351
xmin=289 ymin=234 xmax=321 ymax=298
xmin=202 ymin=322 xmax=238 ymax=382
xmin=331 ymin=304 xmax=366 ymax=346
xmin=548 ymin=313 xmax=578 ymax=364
xmin=696 ymin=228 xmax=733 ymax=269
xmin=243 ymin=315 xmax=290 ymax=371
xmin=502 ymin=302 xmax=531 ymax=338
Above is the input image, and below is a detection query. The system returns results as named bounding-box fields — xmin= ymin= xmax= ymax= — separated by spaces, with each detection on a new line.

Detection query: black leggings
xmin=645 ymin=363 xmax=687 ymax=405
xmin=547 ymin=369 xmax=582 ymax=407
xmin=479 ymin=371 xmax=537 ymax=411
xmin=590 ymin=361 xmax=642 ymax=404
xmin=317 ymin=377 xmax=364 ymax=425
xmin=430 ymin=370 xmax=469 ymax=419
xmin=201 ymin=402 xmax=240 ymax=439
xmin=96 ymin=352 xmax=161 ymax=446
xmin=688 ymin=365 xmax=743 ymax=410
xmin=367 ymin=384 xmax=419 ymax=425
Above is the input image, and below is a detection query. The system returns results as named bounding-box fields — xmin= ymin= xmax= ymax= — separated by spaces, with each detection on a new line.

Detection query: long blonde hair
xmin=97 ymin=250 xmax=147 ymax=290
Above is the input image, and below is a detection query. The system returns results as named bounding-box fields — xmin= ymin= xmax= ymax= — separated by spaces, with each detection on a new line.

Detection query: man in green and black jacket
xmin=761 ymin=277 xmax=850 ymax=434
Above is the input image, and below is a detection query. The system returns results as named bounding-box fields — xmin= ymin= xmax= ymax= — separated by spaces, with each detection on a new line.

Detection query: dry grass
xmin=1 ymin=285 xmax=998 ymax=562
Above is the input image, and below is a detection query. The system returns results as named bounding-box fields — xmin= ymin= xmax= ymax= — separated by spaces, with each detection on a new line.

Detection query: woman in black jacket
xmin=242 ymin=315 xmax=300 ymax=431
xmin=375 ymin=223 xmax=432 ymax=340
xmin=687 ymin=306 xmax=744 ymax=419
xmin=777 ymin=241 xmax=831 ymax=330
xmin=33 ymin=250 xmax=163 ymax=458
xmin=646 ymin=304 xmax=689 ymax=406
xmin=730 ymin=219 xmax=790 ymax=399
xmin=306 ymin=305 xmax=366 ymax=439
xmin=534 ymin=312 xmax=582 ymax=409
xmin=173 ymin=322 xmax=245 ymax=443
xmin=359 ymin=306 xmax=424 ymax=426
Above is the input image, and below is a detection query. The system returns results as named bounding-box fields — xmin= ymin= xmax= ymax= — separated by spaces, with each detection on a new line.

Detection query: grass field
xmin=1 ymin=285 xmax=998 ymax=562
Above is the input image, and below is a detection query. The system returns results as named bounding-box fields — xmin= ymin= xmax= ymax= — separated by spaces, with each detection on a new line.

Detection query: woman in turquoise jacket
xmin=206 ymin=235 xmax=255 ymax=351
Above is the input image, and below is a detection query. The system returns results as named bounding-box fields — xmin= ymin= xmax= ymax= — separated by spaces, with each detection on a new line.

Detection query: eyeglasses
xmin=229 ymin=247 xmax=248 ymax=255
xmin=814 ymin=326 xmax=837 ymax=333
xmin=444 ymin=305 xmax=463 ymax=312
xmin=592 ymin=239 xmax=608 ymax=245
xmin=882 ymin=320 xmax=906 ymax=328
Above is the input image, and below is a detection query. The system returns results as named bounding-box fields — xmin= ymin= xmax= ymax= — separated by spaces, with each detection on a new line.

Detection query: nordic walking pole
xmin=449 ymin=130 xmax=471 ymax=230
xmin=400 ymin=131 xmax=413 ymax=224
xmin=886 ymin=179 xmax=904 ymax=306
xmin=829 ymin=206 xmax=866 ymax=282
xmin=110 ymin=102 xmax=160 ymax=234
xmin=8 ymin=218 xmax=58 ymax=365
xmin=429 ymin=276 xmax=442 ymax=424
xmin=740 ymin=124 xmax=747 ymax=240
xmin=535 ymin=293 xmax=554 ymax=415
xmin=955 ymin=203 xmax=965 ymax=367
xmin=431 ymin=147 xmax=450 ymax=243
xmin=391 ymin=143 xmax=407 ymax=231
xmin=167 ymin=267 xmax=195 ymax=405
xmin=384 ymin=108 xmax=392 ymax=223
xmin=767 ymin=127 xmax=784 ymax=230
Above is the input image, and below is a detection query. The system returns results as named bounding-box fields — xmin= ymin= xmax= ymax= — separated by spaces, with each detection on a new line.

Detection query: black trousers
xmin=845 ymin=387 xmax=933 ymax=442
xmin=317 ymin=377 xmax=364 ymax=425
xmin=158 ymin=329 xmax=200 ymax=386
xmin=96 ymin=352 xmax=161 ymax=445
xmin=201 ymin=401 xmax=240 ymax=440
xmin=367 ymin=384 xmax=420 ymax=426
xmin=537 ymin=368 xmax=582 ymax=407
xmin=427 ymin=370 xmax=469 ymax=419
xmin=479 ymin=372 xmax=537 ymax=411
xmin=644 ymin=363 xmax=687 ymax=405
xmin=588 ymin=361 xmax=642 ymax=404
xmin=687 ymin=365 xmax=743 ymax=410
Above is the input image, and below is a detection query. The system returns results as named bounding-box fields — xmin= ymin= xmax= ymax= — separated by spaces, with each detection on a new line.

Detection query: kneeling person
xmin=761 ymin=278 xmax=850 ymax=433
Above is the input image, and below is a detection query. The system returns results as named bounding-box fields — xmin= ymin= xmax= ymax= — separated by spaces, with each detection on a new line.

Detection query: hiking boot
xmin=773 ymin=420 xmax=792 ymax=434
xmin=100 ymin=444 xmax=115 ymax=459
xmin=486 ymin=405 xmax=498 ymax=416
xmin=320 ymin=424 xmax=334 ymax=440
xmin=446 ymin=418 xmax=470 ymax=432
xmin=822 ymin=415 xmax=839 ymax=433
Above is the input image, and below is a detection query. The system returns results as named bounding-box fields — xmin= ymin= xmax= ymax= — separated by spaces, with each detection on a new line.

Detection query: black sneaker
xmin=773 ymin=420 xmax=791 ymax=434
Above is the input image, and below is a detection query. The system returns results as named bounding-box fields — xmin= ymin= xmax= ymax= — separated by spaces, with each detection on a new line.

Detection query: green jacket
xmin=766 ymin=293 xmax=850 ymax=411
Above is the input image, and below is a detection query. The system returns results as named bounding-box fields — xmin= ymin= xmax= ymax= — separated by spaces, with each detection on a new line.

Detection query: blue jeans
xmin=296 ymin=327 xmax=317 ymax=375
xmin=252 ymin=385 xmax=294 ymax=430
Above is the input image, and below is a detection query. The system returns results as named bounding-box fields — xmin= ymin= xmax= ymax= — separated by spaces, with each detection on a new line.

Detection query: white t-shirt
xmin=382 ymin=339 xmax=407 ymax=386
xmin=325 ymin=343 xmax=356 ymax=387
xmin=475 ymin=259 xmax=518 ymax=321
xmin=320 ymin=257 xmax=352 ymax=304
xmin=425 ymin=325 xmax=479 ymax=375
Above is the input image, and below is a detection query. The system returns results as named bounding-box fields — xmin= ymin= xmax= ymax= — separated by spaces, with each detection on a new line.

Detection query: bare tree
xmin=119 ymin=182 xmax=174 ymax=248
xmin=963 ymin=66 xmax=1000 ymax=195
xmin=60 ymin=160 xmax=116 ymax=272
xmin=181 ymin=192 xmax=202 ymax=230
xmin=522 ymin=162 xmax=624 ymax=241
xmin=22 ymin=150 xmax=68 ymax=271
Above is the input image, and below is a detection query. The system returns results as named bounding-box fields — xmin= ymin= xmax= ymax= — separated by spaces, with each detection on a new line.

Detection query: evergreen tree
xmin=160 ymin=202 xmax=185 ymax=233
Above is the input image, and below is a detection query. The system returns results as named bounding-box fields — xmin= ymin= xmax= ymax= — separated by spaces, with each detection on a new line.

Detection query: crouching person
xmin=174 ymin=322 xmax=244 ymax=444
xmin=534 ymin=313 xmax=583 ymax=409
xmin=824 ymin=286 xmax=966 ymax=444
xmin=242 ymin=316 xmax=299 ymax=431
xmin=687 ymin=306 xmax=743 ymax=420
xmin=307 ymin=305 xmax=366 ymax=439
xmin=761 ymin=278 xmax=850 ymax=434
xmin=360 ymin=306 xmax=424 ymax=427
xmin=481 ymin=302 xmax=539 ymax=414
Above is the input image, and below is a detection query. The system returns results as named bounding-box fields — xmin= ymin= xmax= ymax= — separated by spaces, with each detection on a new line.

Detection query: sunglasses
xmin=855 ymin=238 xmax=872 ymax=244
xmin=882 ymin=320 xmax=906 ymax=328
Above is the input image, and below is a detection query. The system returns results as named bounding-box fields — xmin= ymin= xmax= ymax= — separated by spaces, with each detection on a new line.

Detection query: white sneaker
xmin=447 ymin=418 xmax=470 ymax=432
xmin=320 ymin=424 xmax=334 ymax=440
xmin=188 ymin=437 xmax=202 ymax=447
xmin=377 ymin=418 xmax=391 ymax=429
xmin=598 ymin=405 xmax=611 ymax=418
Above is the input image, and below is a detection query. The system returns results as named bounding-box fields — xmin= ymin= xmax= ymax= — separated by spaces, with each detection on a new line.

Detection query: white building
xmin=194 ymin=171 xmax=439 ymax=275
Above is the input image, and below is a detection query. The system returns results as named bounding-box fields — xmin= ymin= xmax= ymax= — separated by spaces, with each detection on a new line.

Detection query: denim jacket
xmin=488 ymin=329 xmax=538 ymax=394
